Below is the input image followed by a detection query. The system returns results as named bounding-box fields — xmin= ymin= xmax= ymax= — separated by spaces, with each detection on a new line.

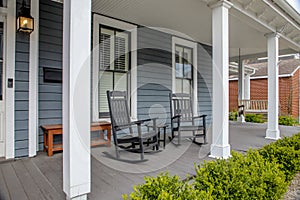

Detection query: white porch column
xmin=238 ymin=61 xmax=244 ymax=100
xmin=28 ymin=0 xmax=39 ymax=157
xmin=63 ymin=0 xmax=91 ymax=199
xmin=265 ymin=33 xmax=280 ymax=140
xmin=244 ymin=74 xmax=251 ymax=100
xmin=210 ymin=0 xmax=232 ymax=159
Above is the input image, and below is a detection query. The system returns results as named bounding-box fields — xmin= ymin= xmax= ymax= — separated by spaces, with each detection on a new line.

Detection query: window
xmin=98 ymin=26 xmax=130 ymax=117
xmin=0 ymin=0 xmax=7 ymax=8
xmin=172 ymin=37 xmax=198 ymax=114
xmin=175 ymin=45 xmax=193 ymax=94
xmin=92 ymin=14 xmax=137 ymax=121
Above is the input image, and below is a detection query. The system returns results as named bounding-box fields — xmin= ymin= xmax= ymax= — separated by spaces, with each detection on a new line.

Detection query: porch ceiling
xmin=92 ymin=0 xmax=300 ymax=60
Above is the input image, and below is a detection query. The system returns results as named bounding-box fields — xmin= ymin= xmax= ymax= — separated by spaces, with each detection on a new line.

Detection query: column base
xmin=66 ymin=194 xmax=87 ymax=200
xmin=265 ymin=129 xmax=281 ymax=140
xmin=209 ymin=144 xmax=231 ymax=159
xmin=237 ymin=115 xmax=245 ymax=123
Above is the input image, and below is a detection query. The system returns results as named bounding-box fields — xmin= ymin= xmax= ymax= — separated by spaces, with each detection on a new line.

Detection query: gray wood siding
xmin=38 ymin=0 xmax=63 ymax=150
xmin=198 ymin=44 xmax=212 ymax=126
xmin=14 ymin=0 xmax=30 ymax=157
xmin=137 ymin=28 xmax=172 ymax=126
xmin=137 ymin=27 xmax=213 ymax=128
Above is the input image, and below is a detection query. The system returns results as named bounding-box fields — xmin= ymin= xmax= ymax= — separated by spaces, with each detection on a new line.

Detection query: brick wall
xmin=229 ymin=80 xmax=238 ymax=111
xmin=279 ymin=77 xmax=292 ymax=116
xmin=291 ymin=70 xmax=299 ymax=118
xmin=229 ymin=73 xmax=299 ymax=119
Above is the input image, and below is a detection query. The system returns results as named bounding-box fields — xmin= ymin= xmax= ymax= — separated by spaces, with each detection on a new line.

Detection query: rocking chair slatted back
xmin=171 ymin=93 xmax=193 ymax=122
xmin=107 ymin=91 xmax=132 ymax=132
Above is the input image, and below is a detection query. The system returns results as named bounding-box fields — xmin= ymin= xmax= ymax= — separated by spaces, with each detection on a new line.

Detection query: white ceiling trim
xmin=231 ymin=0 xmax=300 ymax=50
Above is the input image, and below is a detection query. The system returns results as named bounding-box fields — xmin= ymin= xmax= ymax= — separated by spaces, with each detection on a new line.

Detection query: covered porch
xmin=59 ymin=0 xmax=300 ymax=199
xmin=2 ymin=0 xmax=300 ymax=199
xmin=0 ymin=123 xmax=299 ymax=200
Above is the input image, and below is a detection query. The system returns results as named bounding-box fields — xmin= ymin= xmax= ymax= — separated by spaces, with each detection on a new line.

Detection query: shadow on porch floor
xmin=0 ymin=122 xmax=300 ymax=200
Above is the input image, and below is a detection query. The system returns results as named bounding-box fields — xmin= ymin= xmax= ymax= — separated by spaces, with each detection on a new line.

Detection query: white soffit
xmin=92 ymin=0 xmax=300 ymax=58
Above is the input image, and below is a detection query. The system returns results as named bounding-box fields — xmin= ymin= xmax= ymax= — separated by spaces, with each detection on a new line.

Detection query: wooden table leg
xmin=48 ymin=131 xmax=53 ymax=156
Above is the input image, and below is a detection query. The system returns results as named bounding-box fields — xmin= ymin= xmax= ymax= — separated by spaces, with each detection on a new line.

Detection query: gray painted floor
xmin=0 ymin=122 xmax=299 ymax=200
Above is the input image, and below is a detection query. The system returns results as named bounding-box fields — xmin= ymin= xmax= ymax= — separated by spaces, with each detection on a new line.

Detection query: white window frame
xmin=172 ymin=37 xmax=198 ymax=114
xmin=92 ymin=14 xmax=137 ymax=122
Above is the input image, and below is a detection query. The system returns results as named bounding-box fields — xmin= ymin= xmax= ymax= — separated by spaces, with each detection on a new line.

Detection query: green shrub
xmin=122 ymin=172 xmax=212 ymax=200
xmin=229 ymin=111 xmax=238 ymax=121
xmin=279 ymin=116 xmax=297 ymax=126
xmin=259 ymin=133 xmax=300 ymax=181
xmin=124 ymin=133 xmax=300 ymax=200
xmin=194 ymin=151 xmax=287 ymax=200
xmin=245 ymin=113 xmax=265 ymax=123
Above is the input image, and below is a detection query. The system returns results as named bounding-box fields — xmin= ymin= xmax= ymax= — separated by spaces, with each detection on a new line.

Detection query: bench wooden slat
xmin=41 ymin=122 xmax=111 ymax=156
xmin=238 ymin=100 xmax=268 ymax=114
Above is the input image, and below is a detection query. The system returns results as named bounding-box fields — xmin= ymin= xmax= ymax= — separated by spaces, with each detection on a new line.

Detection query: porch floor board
xmin=0 ymin=122 xmax=299 ymax=200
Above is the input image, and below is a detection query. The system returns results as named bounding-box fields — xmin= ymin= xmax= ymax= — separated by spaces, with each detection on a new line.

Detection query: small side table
xmin=147 ymin=124 xmax=167 ymax=148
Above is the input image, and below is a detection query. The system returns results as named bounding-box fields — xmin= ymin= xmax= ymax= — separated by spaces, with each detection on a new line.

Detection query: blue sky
xmin=286 ymin=0 xmax=300 ymax=13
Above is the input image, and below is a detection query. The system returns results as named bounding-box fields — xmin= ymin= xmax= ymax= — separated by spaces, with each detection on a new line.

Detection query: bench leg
xmin=107 ymin=128 xmax=111 ymax=147
xmin=48 ymin=132 xmax=53 ymax=156
xmin=43 ymin=133 xmax=47 ymax=152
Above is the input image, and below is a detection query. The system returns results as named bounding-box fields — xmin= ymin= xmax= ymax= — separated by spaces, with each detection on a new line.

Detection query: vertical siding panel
xmin=38 ymin=0 xmax=63 ymax=150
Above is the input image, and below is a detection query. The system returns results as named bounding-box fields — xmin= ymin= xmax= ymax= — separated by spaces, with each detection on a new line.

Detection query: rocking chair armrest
xmin=132 ymin=118 xmax=155 ymax=125
xmin=193 ymin=114 xmax=207 ymax=120
xmin=171 ymin=114 xmax=181 ymax=120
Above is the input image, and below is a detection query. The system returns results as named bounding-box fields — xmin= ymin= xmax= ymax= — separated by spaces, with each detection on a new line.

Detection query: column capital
xmin=209 ymin=0 xmax=233 ymax=9
xmin=264 ymin=32 xmax=280 ymax=39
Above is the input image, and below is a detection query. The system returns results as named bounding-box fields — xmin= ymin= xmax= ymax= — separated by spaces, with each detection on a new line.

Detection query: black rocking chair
xmin=169 ymin=93 xmax=207 ymax=145
xmin=107 ymin=91 xmax=159 ymax=161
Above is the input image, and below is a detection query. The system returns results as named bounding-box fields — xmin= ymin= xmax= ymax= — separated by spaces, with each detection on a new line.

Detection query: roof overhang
xmin=92 ymin=0 xmax=300 ymax=60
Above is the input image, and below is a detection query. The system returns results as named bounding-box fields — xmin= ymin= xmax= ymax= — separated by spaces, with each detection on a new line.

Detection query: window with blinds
xmin=175 ymin=45 xmax=193 ymax=94
xmin=98 ymin=26 xmax=130 ymax=117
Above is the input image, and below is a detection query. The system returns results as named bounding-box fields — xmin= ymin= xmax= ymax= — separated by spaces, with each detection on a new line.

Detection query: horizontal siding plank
xmin=15 ymin=120 xmax=29 ymax=131
xmin=15 ymin=111 xmax=29 ymax=121
xmin=15 ymin=140 xmax=28 ymax=149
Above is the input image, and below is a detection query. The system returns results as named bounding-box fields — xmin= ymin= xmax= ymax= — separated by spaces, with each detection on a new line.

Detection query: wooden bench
xmin=238 ymin=100 xmax=268 ymax=115
xmin=41 ymin=122 xmax=111 ymax=156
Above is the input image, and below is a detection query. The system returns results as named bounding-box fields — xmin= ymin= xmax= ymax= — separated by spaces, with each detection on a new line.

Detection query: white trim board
xmin=229 ymin=73 xmax=295 ymax=81
xmin=28 ymin=0 xmax=39 ymax=157
xmin=172 ymin=36 xmax=198 ymax=114
xmin=5 ymin=0 xmax=16 ymax=159
xmin=92 ymin=14 xmax=137 ymax=122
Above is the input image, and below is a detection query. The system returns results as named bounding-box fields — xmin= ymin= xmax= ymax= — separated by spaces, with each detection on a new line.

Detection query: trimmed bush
xmin=122 ymin=172 xmax=212 ymax=200
xmin=229 ymin=111 xmax=238 ymax=121
xmin=245 ymin=113 xmax=265 ymax=123
xmin=194 ymin=151 xmax=287 ymax=200
xmin=259 ymin=133 xmax=300 ymax=181
xmin=279 ymin=116 xmax=297 ymax=126
xmin=124 ymin=133 xmax=300 ymax=200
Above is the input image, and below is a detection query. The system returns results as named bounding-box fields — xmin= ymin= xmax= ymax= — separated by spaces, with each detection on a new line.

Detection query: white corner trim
xmin=28 ymin=0 xmax=39 ymax=157
xmin=92 ymin=14 xmax=137 ymax=121
xmin=5 ymin=0 xmax=16 ymax=159
xmin=172 ymin=36 xmax=198 ymax=114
